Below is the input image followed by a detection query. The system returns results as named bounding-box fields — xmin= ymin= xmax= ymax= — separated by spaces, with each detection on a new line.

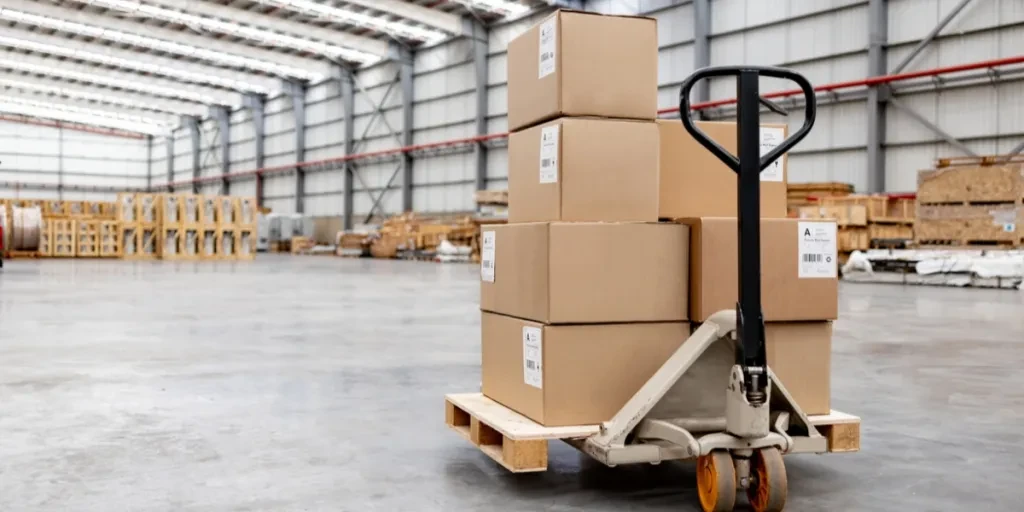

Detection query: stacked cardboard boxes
xmin=480 ymin=10 xmax=838 ymax=428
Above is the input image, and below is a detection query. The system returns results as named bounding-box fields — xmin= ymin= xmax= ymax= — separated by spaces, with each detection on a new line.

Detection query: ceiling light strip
xmin=0 ymin=101 xmax=169 ymax=135
xmin=80 ymin=0 xmax=377 ymax=63
xmin=0 ymin=34 xmax=269 ymax=94
xmin=0 ymin=7 xmax=322 ymax=81
xmin=250 ymin=0 xmax=447 ymax=43
xmin=0 ymin=77 xmax=201 ymax=116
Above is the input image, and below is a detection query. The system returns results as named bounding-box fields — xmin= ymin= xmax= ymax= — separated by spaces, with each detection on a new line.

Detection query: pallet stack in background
xmin=472 ymin=11 xmax=838 ymax=429
xmin=786 ymin=182 xmax=854 ymax=215
xmin=0 ymin=198 xmax=121 ymax=258
xmin=915 ymin=156 xmax=1023 ymax=248
xmin=798 ymin=194 xmax=916 ymax=262
xmin=117 ymin=193 xmax=257 ymax=260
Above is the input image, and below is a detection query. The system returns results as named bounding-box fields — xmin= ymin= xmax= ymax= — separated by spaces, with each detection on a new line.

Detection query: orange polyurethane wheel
xmin=697 ymin=451 xmax=737 ymax=512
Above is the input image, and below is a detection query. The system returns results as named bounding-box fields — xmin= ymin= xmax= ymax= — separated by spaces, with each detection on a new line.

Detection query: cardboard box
xmin=507 ymin=10 xmax=657 ymax=132
xmin=658 ymin=120 xmax=788 ymax=219
xmin=509 ymin=117 xmax=659 ymax=223
xmin=481 ymin=312 xmax=689 ymax=426
xmin=683 ymin=217 xmax=838 ymax=321
xmin=766 ymin=321 xmax=832 ymax=415
xmin=480 ymin=222 xmax=688 ymax=323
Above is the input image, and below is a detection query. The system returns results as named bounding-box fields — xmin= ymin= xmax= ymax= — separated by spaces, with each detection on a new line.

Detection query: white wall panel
xmin=305 ymin=193 xmax=345 ymax=216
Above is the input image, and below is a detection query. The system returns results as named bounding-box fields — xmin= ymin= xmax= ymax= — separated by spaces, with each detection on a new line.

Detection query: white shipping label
xmin=798 ymin=221 xmax=838 ymax=279
xmin=539 ymin=125 xmax=560 ymax=184
xmin=538 ymin=18 xmax=557 ymax=79
xmin=523 ymin=326 xmax=543 ymax=389
xmin=480 ymin=231 xmax=496 ymax=282
xmin=759 ymin=127 xmax=786 ymax=182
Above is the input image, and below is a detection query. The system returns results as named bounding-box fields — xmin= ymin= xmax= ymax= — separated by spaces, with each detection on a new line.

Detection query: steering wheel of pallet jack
xmin=697 ymin=450 xmax=736 ymax=512
xmin=748 ymin=447 xmax=788 ymax=512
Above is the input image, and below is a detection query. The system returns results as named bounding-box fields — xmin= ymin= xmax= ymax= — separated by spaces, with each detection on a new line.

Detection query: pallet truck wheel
xmin=748 ymin=447 xmax=787 ymax=512
xmin=697 ymin=451 xmax=736 ymax=512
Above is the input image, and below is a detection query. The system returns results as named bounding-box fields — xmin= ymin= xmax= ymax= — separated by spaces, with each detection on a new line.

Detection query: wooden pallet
xmin=445 ymin=393 xmax=861 ymax=473
xmin=445 ymin=393 xmax=599 ymax=473
xmin=918 ymin=163 xmax=1024 ymax=204
xmin=808 ymin=410 xmax=861 ymax=453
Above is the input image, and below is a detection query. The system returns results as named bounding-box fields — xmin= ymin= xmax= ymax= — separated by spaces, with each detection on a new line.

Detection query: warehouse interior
xmin=1 ymin=0 xmax=1023 ymax=511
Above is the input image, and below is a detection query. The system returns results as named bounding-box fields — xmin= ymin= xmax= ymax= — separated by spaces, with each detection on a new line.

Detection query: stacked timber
xmin=363 ymin=213 xmax=479 ymax=261
xmin=915 ymin=156 xmax=1024 ymax=248
xmin=475 ymin=189 xmax=509 ymax=218
xmin=799 ymin=194 xmax=916 ymax=263
xmin=787 ymin=182 xmax=853 ymax=215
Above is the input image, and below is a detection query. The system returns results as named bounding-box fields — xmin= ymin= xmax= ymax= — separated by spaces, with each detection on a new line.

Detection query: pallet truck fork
xmin=446 ymin=66 xmax=860 ymax=512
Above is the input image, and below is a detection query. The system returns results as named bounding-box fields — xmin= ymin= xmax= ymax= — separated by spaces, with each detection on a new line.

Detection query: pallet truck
xmin=445 ymin=66 xmax=859 ymax=512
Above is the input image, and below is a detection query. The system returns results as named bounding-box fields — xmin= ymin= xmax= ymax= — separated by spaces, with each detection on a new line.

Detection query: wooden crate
xmin=217 ymin=196 xmax=239 ymax=226
xmin=475 ymin=189 xmax=509 ymax=206
xmin=182 ymin=195 xmax=201 ymax=226
xmin=159 ymin=194 xmax=186 ymax=227
xmin=238 ymin=230 xmax=256 ymax=260
xmin=137 ymin=194 xmax=160 ymax=224
xmin=917 ymin=163 xmax=1024 ymax=204
xmin=180 ymin=229 xmax=202 ymax=259
xmin=50 ymin=219 xmax=76 ymax=258
xmin=98 ymin=221 xmax=121 ymax=258
xmin=199 ymin=196 xmax=218 ymax=226
xmin=797 ymin=204 xmax=867 ymax=226
xmin=76 ymin=220 xmax=100 ymax=257
xmin=868 ymin=223 xmax=913 ymax=241
xmin=237 ymin=197 xmax=258 ymax=227
xmin=838 ymin=227 xmax=869 ymax=251
xmin=120 ymin=224 xmax=139 ymax=258
xmin=291 ymin=236 xmax=315 ymax=255
xmin=915 ymin=204 xmax=1021 ymax=245
xmin=136 ymin=226 xmax=159 ymax=259
xmin=200 ymin=228 xmax=220 ymax=259
xmin=218 ymin=229 xmax=238 ymax=259
xmin=116 ymin=193 xmax=138 ymax=223
xmin=38 ymin=220 xmax=54 ymax=257
xmin=821 ymin=195 xmax=889 ymax=221
xmin=158 ymin=227 xmax=185 ymax=260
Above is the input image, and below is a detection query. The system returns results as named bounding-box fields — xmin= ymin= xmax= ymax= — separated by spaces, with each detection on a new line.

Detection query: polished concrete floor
xmin=0 ymin=255 xmax=1022 ymax=511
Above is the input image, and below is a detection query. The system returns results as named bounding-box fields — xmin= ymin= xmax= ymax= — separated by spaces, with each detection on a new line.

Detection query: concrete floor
xmin=1 ymin=255 xmax=1022 ymax=511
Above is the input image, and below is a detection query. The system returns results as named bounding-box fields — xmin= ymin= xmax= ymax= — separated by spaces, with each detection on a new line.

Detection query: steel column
xmin=146 ymin=135 xmax=153 ymax=191
xmin=339 ymin=66 xmax=356 ymax=230
xmin=866 ymin=0 xmax=888 ymax=193
xmin=890 ymin=0 xmax=973 ymax=75
xmin=166 ymin=132 xmax=174 ymax=192
xmin=211 ymin=106 xmax=231 ymax=195
xmin=284 ymin=80 xmax=307 ymax=213
xmin=396 ymin=44 xmax=415 ymax=213
xmin=692 ymin=0 xmax=711 ymax=118
xmin=183 ymin=116 xmax=201 ymax=194
xmin=243 ymin=94 xmax=266 ymax=207
xmin=57 ymin=123 xmax=64 ymax=200
xmin=470 ymin=17 xmax=489 ymax=191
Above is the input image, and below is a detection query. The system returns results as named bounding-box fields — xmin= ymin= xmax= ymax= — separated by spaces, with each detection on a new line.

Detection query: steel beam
xmin=184 ymin=116 xmax=201 ymax=194
xmin=1005 ymin=139 xmax=1024 ymax=161
xmin=284 ymin=80 xmax=307 ymax=213
xmin=339 ymin=0 xmax=463 ymax=34
xmin=210 ymin=106 xmax=231 ymax=195
xmin=339 ymin=66 xmax=356 ymax=230
xmin=888 ymin=97 xmax=978 ymax=157
xmin=166 ymin=132 xmax=174 ymax=192
xmin=470 ymin=17 xmax=489 ymax=191
xmin=396 ymin=44 xmax=415 ymax=213
xmin=57 ymin=123 xmax=64 ymax=199
xmin=866 ymin=0 xmax=888 ymax=193
xmin=146 ymin=135 xmax=153 ymax=191
xmin=243 ymin=94 xmax=266 ymax=207
xmin=890 ymin=0 xmax=973 ymax=75
xmin=692 ymin=0 xmax=711 ymax=119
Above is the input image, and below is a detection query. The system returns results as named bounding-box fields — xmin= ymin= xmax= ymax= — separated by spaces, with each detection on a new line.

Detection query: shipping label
xmin=538 ymin=18 xmax=556 ymax=79
xmin=798 ymin=221 xmax=837 ymax=279
xmin=759 ymin=127 xmax=786 ymax=182
xmin=481 ymin=230 xmax=496 ymax=282
xmin=539 ymin=125 xmax=560 ymax=184
xmin=523 ymin=326 xmax=543 ymax=389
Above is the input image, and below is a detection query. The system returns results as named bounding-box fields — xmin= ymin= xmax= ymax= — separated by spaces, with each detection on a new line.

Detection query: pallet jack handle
xmin=678 ymin=66 xmax=817 ymax=404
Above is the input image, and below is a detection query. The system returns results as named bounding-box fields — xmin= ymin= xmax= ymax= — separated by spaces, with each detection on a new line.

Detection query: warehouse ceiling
xmin=0 ymin=0 xmax=539 ymax=136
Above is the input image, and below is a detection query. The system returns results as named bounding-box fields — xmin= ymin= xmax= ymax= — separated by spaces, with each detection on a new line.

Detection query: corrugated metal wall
xmin=5 ymin=0 xmax=1021 ymax=208
xmin=0 ymin=120 xmax=149 ymax=201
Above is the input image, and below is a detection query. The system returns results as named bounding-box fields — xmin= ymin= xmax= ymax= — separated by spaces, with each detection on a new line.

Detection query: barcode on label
xmin=541 ymin=52 xmax=553 ymax=61
xmin=803 ymin=254 xmax=823 ymax=263
xmin=482 ymin=261 xmax=493 ymax=269
xmin=541 ymin=158 xmax=552 ymax=167
xmin=526 ymin=360 xmax=537 ymax=370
